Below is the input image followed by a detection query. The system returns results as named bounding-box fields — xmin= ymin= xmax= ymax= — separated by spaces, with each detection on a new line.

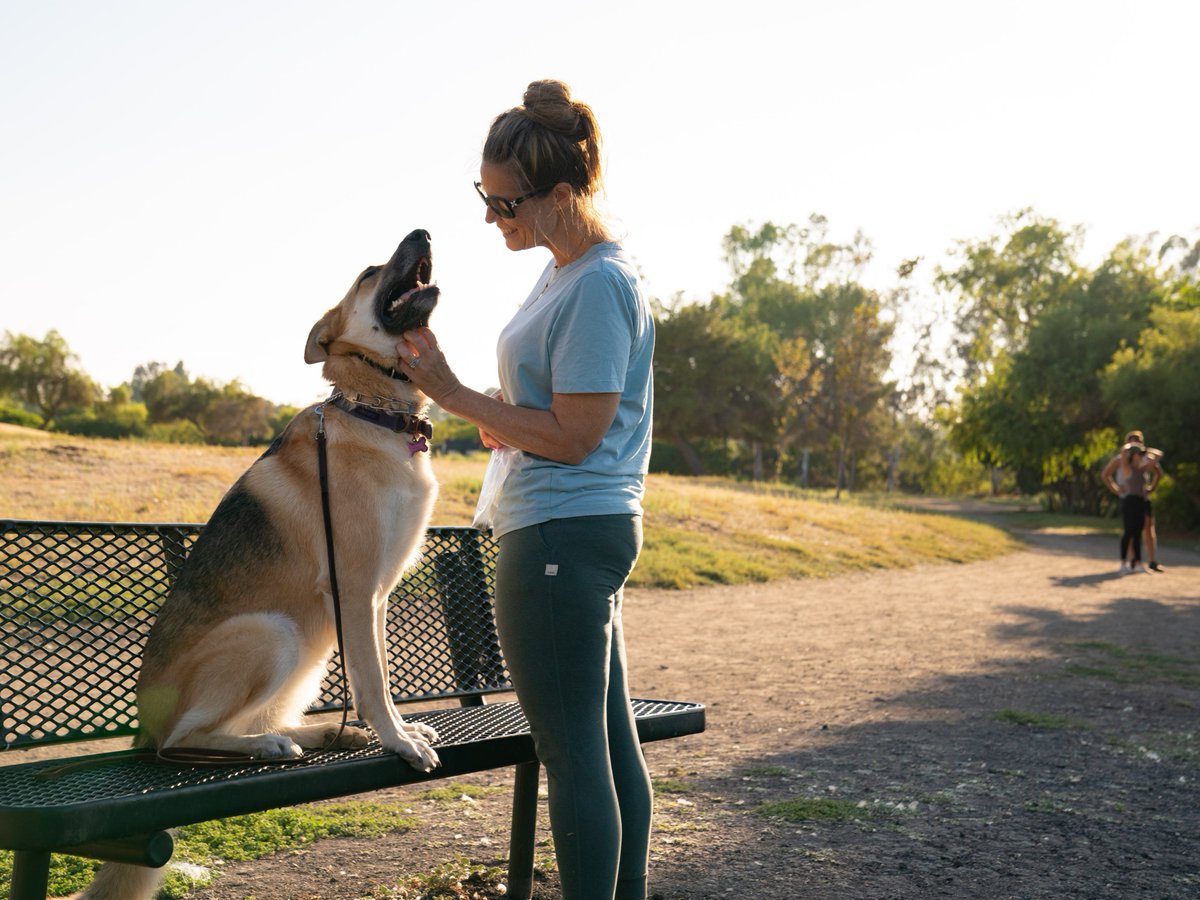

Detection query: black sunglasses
xmin=474 ymin=181 xmax=552 ymax=219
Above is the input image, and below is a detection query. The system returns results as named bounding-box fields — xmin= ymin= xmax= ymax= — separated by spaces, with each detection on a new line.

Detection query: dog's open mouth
xmin=376 ymin=232 xmax=439 ymax=335
xmin=386 ymin=257 xmax=432 ymax=315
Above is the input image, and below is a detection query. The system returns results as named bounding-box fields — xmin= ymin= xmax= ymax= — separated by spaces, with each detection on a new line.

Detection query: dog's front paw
xmin=383 ymin=734 xmax=441 ymax=773
xmin=402 ymin=720 xmax=438 ymax=743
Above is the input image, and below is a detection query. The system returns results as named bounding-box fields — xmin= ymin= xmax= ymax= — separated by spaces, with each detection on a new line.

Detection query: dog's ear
xmin=305 ymin=307 xmax=339 ymax=363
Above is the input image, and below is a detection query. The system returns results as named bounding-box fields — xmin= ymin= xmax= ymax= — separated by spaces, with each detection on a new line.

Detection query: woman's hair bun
xmin=522 ymin=79 xmax=590 ymax=141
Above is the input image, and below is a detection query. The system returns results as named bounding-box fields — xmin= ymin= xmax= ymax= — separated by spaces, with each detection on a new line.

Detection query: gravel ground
xmin=54 ymin=508 xmax=1200 ymax=898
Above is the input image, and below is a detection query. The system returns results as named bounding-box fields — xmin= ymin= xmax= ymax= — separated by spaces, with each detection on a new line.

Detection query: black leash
xmin=313 ymin=401 xmax=353 ymax=749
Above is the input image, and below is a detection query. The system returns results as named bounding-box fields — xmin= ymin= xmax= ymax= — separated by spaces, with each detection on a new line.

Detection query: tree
xmin=768 ymin=335 xmax=821 ymax=481
xmin=202 ymin=382 xmax=277 ymax=445
xmin=800 ymin=285 xmax=895 ymax=497
xmin=652 ymin=297 xmax=776 ymax=475
xmin=944 ymin=231 xmax=1163 ymax=512
xmin=131 ymin=361 xmax=280 ymax=445
xmin=0 ymin=330 xmax=100 ymax=426
xmin=720 ymin=222 xmax=895 ymax=492
xmin=936 ymin=209 xmax=1082 ymax=383
xmin=137 ymin=362 xmax=214 ymax=427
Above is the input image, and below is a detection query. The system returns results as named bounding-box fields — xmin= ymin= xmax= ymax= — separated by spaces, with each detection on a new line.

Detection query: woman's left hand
xmin=398 ymin=328 xmax=462 ymax=406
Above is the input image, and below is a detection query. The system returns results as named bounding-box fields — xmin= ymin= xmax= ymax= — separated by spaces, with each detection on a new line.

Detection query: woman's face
xmin=478 ymin=160 xmax=556 ymax=253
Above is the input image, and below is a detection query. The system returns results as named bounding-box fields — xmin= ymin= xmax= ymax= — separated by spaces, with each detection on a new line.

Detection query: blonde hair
xmin=484 ymin=80 xmax=611 ymax=240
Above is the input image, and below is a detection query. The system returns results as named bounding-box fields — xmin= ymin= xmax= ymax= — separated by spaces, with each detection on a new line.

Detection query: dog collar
xmin=327 ymin=393 xmax=432 ymax=453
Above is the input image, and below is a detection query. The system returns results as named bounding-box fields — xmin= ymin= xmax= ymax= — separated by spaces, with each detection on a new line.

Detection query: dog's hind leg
xmin=158 ymin=613 xmax=317 ymax=759
xmin=269 ymin=660 xmax=371 ymax=750
xmin=282 ymin=720 xmax=371 ymax=750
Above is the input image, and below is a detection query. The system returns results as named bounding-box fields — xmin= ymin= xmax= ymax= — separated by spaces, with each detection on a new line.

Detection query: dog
xmin=81 ymin=228 xmax=442 ymax=899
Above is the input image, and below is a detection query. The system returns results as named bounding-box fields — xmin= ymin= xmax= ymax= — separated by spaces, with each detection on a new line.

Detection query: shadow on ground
xmin=641 ymin=527 xmax=1200 ymax=899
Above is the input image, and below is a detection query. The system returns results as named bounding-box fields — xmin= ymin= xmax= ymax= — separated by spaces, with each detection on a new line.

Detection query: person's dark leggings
xmin=495 ymin=515 xmax=651 ymax=900
xmin=1120 ymin=495 xmax=1145 ymax=564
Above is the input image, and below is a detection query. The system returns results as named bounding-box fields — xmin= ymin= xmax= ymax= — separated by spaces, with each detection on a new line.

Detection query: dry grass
xmin=0 ymin=424 xmax=484 ymax=526
xmin=1 ymin=424 xmax=260 ymax=523
xmin=638 ymin=475 xmax=1014 ymax=588
xmin=0 ymin=424 xmax=1016 ymax=588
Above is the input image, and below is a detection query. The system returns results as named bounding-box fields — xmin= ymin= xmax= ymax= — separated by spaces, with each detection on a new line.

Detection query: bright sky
xmin=3 ymin=1 xmax=1196 ymax=408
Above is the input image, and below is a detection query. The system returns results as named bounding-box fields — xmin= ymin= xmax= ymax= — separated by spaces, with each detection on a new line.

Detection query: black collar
xmin=328 ymin=392 xmax=433 ymax=444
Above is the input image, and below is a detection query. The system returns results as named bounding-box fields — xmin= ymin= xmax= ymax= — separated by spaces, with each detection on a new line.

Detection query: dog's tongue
xmin=388 ymin=283 xmax=432 ymax=313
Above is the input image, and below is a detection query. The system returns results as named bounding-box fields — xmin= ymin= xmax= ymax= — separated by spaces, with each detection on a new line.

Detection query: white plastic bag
xmin=472 ymin=447 xmax=518 ymax=531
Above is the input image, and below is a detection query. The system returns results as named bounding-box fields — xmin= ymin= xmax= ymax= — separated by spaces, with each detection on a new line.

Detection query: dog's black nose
xmin=406 ymin=229 xmax=431 ymax=244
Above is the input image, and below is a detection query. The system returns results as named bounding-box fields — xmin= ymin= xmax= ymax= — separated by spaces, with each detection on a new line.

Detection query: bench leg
xmin=10 ymin=850 xmax=50 ymax=900
xmin=507 ymin=760 xmax=539 ymax=899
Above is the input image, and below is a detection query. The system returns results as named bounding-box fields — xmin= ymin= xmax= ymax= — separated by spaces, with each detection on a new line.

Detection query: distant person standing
xmin=1113 ymin=430 xmax=1165 ymax=571
xmin=1137 ymin=438 xmax=1165 ymax=572
xmin=1102 ymin=435 xmax=1151 ymax=573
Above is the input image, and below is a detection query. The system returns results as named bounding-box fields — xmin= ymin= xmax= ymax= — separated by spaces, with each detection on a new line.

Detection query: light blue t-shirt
xmin=492 ymin=241 xmax=654 ymax=537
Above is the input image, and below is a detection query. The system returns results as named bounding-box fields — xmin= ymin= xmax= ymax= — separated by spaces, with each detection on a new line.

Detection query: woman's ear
xmin=552 ymin=181 xmax=574 ymax=209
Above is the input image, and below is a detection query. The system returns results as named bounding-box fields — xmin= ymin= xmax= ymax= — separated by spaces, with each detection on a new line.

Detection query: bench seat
xmin=0 ymin=699 xmax=704 ymax=853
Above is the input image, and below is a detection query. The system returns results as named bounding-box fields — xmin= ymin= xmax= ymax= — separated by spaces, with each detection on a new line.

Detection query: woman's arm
xmin=398 ymin=327 xmax=619 ymax=465
xmin=1100 ymin=454 xmax=1122 ymax=495
xmin=1143 ymin=458 xmax=1163 ymax=493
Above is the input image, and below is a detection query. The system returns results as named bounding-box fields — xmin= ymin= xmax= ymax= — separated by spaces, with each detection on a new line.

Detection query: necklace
xmin=528 ymin=266 xmax=560 ymax=309
xmin=527 ymin=239 xmax=604 ymax=309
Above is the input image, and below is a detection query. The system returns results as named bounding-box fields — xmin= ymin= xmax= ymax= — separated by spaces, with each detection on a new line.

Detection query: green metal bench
xmin=0 ymin=519 xmax=704 ymax=899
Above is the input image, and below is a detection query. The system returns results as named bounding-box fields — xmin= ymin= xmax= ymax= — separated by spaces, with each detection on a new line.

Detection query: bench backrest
xmin=0 ymin=520 xmax=509 ymax=751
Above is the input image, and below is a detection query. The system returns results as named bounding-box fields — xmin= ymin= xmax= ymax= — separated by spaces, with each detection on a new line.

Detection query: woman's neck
xmin=547 ymin=224 xmax=603 ymax=268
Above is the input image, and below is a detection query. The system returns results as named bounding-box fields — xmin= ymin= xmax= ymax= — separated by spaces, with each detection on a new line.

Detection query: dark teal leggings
xmin=495 ymin=515 xmax=651 ymax=900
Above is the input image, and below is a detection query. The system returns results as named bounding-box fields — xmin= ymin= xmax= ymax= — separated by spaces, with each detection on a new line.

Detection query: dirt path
xmin=170 ymin=517 xmax=1200 ymax=898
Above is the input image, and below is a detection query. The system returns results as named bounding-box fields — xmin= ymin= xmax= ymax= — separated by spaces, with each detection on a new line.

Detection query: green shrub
xmin=1154 ymin=464 xmax=1200 ymax=531
xmin=56 ymin=403 xmax=148 ymax=439
xmin=145 ymin=419 xmax=207 ymax=444
xmin=0 ymin=402 xmax=42 ymax=428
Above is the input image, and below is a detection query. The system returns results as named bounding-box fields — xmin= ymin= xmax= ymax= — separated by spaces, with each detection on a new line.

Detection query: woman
xmin=399 ymin=80 xmax=656 ymax=900
xmin=1102 ymin=438 xmax=1150 ymax=573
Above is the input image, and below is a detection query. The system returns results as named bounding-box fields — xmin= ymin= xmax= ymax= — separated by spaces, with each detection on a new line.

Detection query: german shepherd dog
xmin=82 ymin=229 xmax=442 ymax=899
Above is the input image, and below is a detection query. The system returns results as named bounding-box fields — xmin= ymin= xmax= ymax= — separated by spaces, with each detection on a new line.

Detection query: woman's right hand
xmin=479 ymin=390 xmax=506 ymax=449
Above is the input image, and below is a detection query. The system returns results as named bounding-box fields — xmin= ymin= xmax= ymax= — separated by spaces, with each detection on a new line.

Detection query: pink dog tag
xmin=408 ymin=436 xmax=429 ymax=455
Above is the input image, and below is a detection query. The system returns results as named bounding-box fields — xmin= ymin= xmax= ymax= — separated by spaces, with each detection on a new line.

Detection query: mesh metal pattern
xmin=0 ymin=700 xmax=703 ymax=810
xmin=0 ymin=697 xmax=704 ymax=853
xmin=1 ymin=520 xmax=509 ymax=750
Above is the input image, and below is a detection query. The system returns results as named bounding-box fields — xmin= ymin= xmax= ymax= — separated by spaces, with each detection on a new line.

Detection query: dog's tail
xmin=74 ymin=861 xmax=165 ymax=900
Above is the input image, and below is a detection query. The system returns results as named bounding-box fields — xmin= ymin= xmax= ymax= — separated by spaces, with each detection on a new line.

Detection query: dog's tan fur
xmin=81 ymin=233 xmax=443 ymax=900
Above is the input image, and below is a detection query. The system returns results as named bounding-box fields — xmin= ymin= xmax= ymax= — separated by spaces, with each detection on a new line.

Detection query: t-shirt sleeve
xmin=548 ymin=269 xmax=636 ymax=393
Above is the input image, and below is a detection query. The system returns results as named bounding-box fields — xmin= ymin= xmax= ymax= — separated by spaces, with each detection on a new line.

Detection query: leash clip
xmin=316 ymin=401 xmax=328 ymax=440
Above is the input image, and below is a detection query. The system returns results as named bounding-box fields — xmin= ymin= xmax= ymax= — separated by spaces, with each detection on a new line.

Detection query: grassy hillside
xmin=0 ymin=424 xmax=1015 ymax=588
